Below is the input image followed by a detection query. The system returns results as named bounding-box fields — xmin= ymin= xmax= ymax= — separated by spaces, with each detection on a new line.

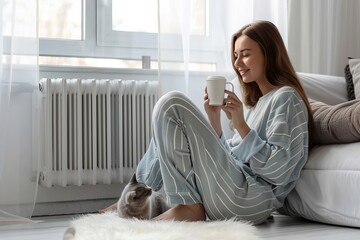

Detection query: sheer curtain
xmin=0 ymin=0 xmax=39 ymax=224
xmin=288 ymin=0 xmax=360 ymax=76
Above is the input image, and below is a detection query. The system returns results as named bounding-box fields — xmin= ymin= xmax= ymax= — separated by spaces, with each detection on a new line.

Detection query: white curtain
xmin=288 ymin=0 xmax=360 ymax=76
xmin=0 ymin=0 xmax=39 ymax=224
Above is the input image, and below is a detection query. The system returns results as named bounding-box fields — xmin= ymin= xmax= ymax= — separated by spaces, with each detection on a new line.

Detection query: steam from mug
xmin=206 ymin=76 xmax=234 ymax=106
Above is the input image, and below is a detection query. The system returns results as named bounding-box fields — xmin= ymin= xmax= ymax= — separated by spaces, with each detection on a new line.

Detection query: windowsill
xmin=40 ymin=65 xmax=158 ymax=75
xmin=39 ymin=65 xmax=223 ymax=78
xmin=3 ymin=65 xmax=231 ymax=81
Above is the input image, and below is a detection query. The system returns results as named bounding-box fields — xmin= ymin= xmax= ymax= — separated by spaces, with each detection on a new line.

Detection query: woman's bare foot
xmin=98 ymin=203 xmax=117 ymax=214
xmin=152 ymin=203 xmax=206 ymax=221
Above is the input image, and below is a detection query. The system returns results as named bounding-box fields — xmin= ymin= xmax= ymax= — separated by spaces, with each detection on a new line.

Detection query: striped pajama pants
xmin=136 ymin=91 xmax=274 ymax=224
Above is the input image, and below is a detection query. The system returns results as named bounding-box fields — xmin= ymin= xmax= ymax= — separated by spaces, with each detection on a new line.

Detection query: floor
xmin=0 ymin=214 xmax=359 ymax=240
xmin=257 ymin=214 xmax=360 ymax=240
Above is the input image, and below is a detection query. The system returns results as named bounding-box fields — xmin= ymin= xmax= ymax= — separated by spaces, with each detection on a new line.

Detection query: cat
xmin=117 ymin=173 xmax=170 ymax=219
xmin=64 ymin=175 xmax=169 ymax=239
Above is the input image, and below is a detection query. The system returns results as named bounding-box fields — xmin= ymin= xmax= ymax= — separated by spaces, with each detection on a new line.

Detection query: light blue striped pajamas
xmin=136 ymin=86 xmax=309 ymax=224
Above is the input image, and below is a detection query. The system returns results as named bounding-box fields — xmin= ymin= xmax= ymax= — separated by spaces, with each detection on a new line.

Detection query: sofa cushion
xmin=281 ymin=142 xmax=360 ymax=228
xmin=297 ymin=72 xmax=347 ymax=105
xmin=349 ymin=58 xmax=360 ymax=99
xmin=310 ymin=98 xmax=360 ymax=144
xmin=344 ymin=63 xmax=355 ymax=100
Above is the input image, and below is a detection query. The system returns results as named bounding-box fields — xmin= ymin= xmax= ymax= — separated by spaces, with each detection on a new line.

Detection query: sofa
xmin=279 ymin=71 xmax=360 ymax=228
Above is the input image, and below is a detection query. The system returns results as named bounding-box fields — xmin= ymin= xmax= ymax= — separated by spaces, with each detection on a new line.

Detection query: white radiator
xmin=38 ymin=78 xmax=159 ymax=187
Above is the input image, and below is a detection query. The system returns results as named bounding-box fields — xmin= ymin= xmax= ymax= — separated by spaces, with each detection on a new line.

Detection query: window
xmin=6 ymin=0 xmax=222 ymax=71
xmin=112 ymin=0 xmax=207 ymax=35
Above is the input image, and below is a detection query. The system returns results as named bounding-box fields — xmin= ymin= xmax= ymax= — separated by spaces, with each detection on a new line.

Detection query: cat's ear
xmin=130 ymin=173 xmax=138 ymax=184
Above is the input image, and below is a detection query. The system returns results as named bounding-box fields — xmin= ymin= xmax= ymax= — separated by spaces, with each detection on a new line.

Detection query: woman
xmin=103 ymin=20 xmax=313 ymax=224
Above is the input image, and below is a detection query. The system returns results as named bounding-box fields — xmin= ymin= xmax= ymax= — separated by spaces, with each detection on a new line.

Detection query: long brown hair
xmin=231 ymin=20 xmax=313 ymax=146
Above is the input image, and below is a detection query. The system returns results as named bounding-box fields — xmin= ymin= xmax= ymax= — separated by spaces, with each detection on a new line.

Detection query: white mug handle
xmin=226 ymin=82 xmax=234 ymax=92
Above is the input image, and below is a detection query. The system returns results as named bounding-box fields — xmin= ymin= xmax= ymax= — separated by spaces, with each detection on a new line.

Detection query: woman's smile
xmin=238 ymin=69 xmax=249 ymax=76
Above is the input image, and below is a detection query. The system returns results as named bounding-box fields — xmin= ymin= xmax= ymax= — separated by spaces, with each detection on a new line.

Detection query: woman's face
xmin=233 ymin=35 xmax=266 ymax=85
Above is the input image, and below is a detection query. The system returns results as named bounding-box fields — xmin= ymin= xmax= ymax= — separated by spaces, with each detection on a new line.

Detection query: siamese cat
xmin=64 ymin=175 xmax=169 ymax=240
xmin=117 ymin=173 xmax=170 ymax=219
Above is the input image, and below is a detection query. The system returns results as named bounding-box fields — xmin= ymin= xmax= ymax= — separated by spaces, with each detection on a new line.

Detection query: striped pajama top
xmin=222 ymin=86 xmax=309 ymax=209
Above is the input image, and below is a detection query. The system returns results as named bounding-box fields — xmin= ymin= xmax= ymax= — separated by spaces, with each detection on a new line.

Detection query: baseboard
xmin=32 ymin=198 xmax=118 ymax=217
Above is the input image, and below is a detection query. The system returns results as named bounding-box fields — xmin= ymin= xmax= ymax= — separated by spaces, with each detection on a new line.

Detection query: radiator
xmin=38 ymin=78 xmax=159 ymax=187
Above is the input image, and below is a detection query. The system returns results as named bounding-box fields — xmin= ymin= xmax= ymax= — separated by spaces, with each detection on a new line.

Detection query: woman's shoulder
xmin=274 ymin=86 xmax=296 ymax=95
xmin=272 ymin=86 xmax=302 ymax=102
xmin=265 ymin=86 xmax=306 ymax=112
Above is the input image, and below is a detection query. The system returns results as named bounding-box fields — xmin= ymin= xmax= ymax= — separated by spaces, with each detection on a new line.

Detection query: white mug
xmin=206 ymin=76 xmax=234 ymax=106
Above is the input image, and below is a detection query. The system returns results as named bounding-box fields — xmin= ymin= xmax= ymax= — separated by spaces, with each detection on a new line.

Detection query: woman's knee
xmin=157 ymin=91 xmax=188 ymax=107
xmin=152 ymin=91 xmax=189 ymax=120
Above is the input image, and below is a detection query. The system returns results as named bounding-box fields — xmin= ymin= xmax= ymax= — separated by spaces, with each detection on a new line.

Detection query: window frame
xmin=37 ymin=0 xmax=225 ymax=70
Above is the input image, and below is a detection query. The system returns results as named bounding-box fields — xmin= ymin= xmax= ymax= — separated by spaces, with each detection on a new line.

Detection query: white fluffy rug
xmin=63 ymin=212 xmax=261 ymax=240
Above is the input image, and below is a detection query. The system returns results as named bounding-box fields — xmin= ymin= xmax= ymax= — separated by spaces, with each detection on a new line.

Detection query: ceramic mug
xmin=206 ymin=76 xmax=234 ymax=106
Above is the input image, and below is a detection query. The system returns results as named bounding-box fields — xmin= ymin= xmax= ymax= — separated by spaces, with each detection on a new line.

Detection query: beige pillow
xmin=349 ymin=58 xmax=360 ymax=99
xmin=310 ymin=99 xmax=360 ymax=144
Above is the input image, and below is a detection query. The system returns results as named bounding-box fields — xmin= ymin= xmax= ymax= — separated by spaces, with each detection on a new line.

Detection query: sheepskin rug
xmin=63 ymin=212 xmax=261 ymax=240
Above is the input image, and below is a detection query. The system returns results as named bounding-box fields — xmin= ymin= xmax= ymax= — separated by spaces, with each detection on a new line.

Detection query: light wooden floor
xmin=0 ymin=214 xmax=359 ymax=240
xmin=257 ymin=214 xmax=360 ymax=240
